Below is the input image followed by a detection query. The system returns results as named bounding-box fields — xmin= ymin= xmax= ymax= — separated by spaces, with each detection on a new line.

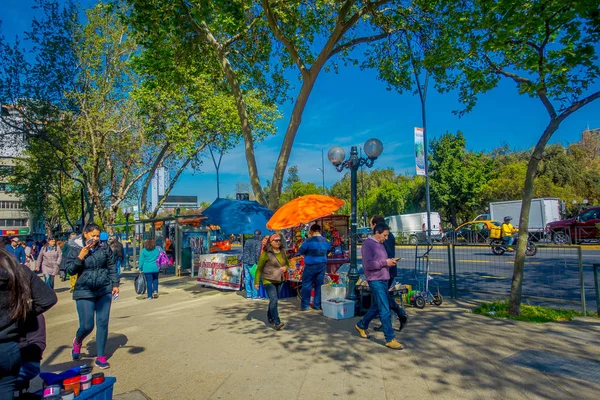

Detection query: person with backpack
xmin=138 ymin=238 xmax=161 ymax=299
xmin=65 ymin=223 xmax=119 ymax=369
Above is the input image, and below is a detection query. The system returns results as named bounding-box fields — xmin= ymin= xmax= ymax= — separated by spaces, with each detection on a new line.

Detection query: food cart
xmin=288 ymin=214 xmax=350 ymax=273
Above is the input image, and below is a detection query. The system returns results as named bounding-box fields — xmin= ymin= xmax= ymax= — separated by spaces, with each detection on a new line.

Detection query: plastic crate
xmin=322 ymin=299 xmax=355 ymax=320
xmin=321 ymin=284 xmax=346 ymax=302
xmin=76 ymin=376 xmax=116 ymax=400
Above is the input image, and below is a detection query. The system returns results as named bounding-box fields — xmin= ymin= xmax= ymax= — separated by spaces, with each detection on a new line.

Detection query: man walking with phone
xmin=355 ymin=223 xmax=403 ymax=350
xmin=370 ymin=215 xmax=408 ymax=332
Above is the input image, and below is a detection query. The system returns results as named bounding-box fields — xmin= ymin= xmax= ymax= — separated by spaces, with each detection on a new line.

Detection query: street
xmin=392 ymin=245 xmax=600 ymax=309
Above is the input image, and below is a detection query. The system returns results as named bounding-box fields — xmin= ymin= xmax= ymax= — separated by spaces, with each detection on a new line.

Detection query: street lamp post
xmin=328 ymin=138 xmax=383 ymax=311
xmin=317 ymin=149 xmax=326 ymax=194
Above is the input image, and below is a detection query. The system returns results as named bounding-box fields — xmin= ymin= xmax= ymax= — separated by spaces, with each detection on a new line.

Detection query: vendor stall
xmin=288 ymin=215 xmax=350 ymax=273
xmin=196 ymin=253 xmax=242 ymax=290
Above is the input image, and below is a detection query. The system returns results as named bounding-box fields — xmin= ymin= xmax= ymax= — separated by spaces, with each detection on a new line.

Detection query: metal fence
xmin=392 ymin=242 xmax=599 ymax=314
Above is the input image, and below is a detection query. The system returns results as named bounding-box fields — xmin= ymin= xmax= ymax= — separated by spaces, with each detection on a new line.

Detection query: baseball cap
xmin=11 ymin=237 xmax=20 ymax=243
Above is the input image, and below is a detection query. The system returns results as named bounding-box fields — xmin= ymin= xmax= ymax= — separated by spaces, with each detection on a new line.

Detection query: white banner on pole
xmin=414 ymin=127 xmax=426 ymax=176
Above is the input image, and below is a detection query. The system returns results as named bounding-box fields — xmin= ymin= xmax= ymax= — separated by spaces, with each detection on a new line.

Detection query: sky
xmin=3 ymin=1 xmax=600 ymax=206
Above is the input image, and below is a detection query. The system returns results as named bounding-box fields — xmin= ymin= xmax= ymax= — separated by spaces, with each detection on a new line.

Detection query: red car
xmin=546 ymin=206 xmax=600 ymax=244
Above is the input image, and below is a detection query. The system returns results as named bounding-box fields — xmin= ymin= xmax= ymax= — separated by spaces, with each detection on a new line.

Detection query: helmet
xmin=504 ymin=216 xmax=513 ymax=222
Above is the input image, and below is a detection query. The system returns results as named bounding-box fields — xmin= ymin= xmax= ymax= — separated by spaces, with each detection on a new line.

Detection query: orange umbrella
xmin=267 ymin=194 xmax=345 ymax=230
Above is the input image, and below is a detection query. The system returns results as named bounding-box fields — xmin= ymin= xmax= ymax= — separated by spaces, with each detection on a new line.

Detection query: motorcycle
xmin=490 ymin=234 xmax=537 ymax=256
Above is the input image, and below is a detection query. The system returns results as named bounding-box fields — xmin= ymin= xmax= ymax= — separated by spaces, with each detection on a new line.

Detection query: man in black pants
xmin=370 ymin=215 xmax=408 ymax=332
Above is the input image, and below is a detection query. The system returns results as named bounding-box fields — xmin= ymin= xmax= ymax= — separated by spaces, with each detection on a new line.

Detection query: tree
xmin=429 ymin=132 xmax=492 ymax=227
xmin=432 ymin=0 xmax=600 ymax=315
xmin=127 ymin=0 xmax=419 ymax=209
xmin=1 ymin=1 xmax=245 ymax=227
xmin=284 ymin=165 xmax=300 ymax=189
xmin=279 ymin=181 xmax=321 ymax=204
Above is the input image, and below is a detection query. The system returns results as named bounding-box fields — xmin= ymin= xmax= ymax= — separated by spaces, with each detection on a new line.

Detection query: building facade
xmin=0 ymin=105 xmax=45 ymax=240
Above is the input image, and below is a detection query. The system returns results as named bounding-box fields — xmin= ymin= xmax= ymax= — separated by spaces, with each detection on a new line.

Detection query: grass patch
xmin=472 ymin=300 xmax=585 ymax=323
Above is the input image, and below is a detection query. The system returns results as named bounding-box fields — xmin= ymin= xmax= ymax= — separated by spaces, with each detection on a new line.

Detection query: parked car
xmin=356 ymin=227 xmax=371 ymax=244
xmin=443 ymin=220 xmax=500 ymax=244
xmin=546 ymin=206 xmax=600 ymax=244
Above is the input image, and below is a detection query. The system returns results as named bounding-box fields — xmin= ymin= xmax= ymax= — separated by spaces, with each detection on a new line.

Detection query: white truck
xmin=385 ymin=212 xmax=443 ymax=244
xmin=485 ymin=198 xmax=562 ymax=241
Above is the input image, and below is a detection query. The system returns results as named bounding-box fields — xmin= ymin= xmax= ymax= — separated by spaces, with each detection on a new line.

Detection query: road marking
xmin=458 ymin=260 xmax=490 ymax=263
xmin=481 ymin=275 xmax=505 ymax=279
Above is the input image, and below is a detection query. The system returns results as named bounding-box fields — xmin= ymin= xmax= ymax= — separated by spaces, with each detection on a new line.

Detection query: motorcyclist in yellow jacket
xmin=501 ymin=216 xmax=518 ymax=251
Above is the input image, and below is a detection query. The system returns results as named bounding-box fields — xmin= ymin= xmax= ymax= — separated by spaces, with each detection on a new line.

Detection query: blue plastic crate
xmin=76 ymin=377 xmax=116 ymax=400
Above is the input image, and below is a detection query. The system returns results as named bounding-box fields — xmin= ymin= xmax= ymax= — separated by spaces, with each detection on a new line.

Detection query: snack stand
xmin=196 ymin=253 xmax=242 ymax=290
xmin=288 ymin=215 xmax=350 ymax=274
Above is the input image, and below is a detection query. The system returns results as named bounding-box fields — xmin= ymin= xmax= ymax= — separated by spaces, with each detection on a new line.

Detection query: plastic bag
xmin=249 ymin=263 xmax=258 ymax=278
xmin=134 ymin=273 xmax=146 ymax=295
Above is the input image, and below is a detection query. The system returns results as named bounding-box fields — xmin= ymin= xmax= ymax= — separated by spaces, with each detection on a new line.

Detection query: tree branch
xmin=556 ymin=90 xmax=600 ymax=124
xmin=223 ymin=14 xmax=262 ymax=49
xmin=329 ymin=31 xmax=392 ymax=58
xmin=261 ymin=0 xmax=309 ymax=76
xmin=484 ymin=54 xmax=535 ymax=86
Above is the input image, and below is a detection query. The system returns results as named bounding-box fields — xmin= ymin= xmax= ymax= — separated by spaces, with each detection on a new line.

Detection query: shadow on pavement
xmin=211 ymin=294 xmax=600 ymax=398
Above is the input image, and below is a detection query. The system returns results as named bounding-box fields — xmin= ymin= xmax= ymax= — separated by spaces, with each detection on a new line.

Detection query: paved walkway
xmin=36 ymin=271 xmax=600 ymax=399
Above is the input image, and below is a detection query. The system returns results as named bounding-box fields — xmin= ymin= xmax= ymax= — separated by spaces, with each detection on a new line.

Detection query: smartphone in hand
xmin=112 ymin=293 xmax=119 ymax=301
xmin=86 ymin=238 xmax=95 ymax=246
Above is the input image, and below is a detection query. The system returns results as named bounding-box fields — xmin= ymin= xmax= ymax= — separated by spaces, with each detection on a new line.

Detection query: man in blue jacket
xmin=6 ymin=237 xmax=26 ymax=264
xmin=298 ymin=224 xmax=331 ymax=311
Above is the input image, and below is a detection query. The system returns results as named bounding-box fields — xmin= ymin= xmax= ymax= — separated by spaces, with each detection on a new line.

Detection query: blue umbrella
xmin=202 ymin=198 xmax=274 ymax=235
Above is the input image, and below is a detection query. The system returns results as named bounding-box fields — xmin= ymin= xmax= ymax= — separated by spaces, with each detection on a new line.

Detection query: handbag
xmin=134 ymin=273 xmax=147 ymax=295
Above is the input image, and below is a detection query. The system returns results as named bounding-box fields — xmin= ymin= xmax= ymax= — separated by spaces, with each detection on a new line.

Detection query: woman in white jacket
xmin=36 ymin=238 xmax=62 ymax=289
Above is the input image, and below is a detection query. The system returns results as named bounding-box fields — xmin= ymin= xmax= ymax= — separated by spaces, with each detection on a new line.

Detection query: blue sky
xmin=3 ymin=1 xmax=600 ymax=205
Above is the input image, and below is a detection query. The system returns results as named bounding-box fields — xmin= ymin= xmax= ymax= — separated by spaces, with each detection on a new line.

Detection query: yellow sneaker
xmin=507 ymin=247 xmax=515 ymax=251
xmin=355 ymin=324 xmax=368 ymax=339
xmin=385 ymin=339 xmax=404 ymax=350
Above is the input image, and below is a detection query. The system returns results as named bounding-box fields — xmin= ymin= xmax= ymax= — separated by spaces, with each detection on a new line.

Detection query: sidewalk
xmin=39 ymin=271 xmax=600 ymax=399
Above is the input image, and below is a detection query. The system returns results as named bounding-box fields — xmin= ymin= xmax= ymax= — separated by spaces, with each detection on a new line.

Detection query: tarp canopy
xmin=202 ymin=198 xmax=273 ymax=235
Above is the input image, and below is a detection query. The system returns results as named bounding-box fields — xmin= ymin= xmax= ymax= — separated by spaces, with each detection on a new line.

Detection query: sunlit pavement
xmin=37 ymin=270 xmax=600 ymax=400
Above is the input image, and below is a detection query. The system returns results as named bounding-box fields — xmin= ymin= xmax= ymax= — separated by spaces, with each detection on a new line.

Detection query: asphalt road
xmin=391 ymin=245 xmax=600 ymax=310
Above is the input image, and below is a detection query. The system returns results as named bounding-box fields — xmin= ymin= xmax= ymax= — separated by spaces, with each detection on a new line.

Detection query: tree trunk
xmin=197 ymin=21 xmax=267 ymax=205
xmin=268 ymin=73 xmax=318 ymax=210
xmin=508 ymin=118 xmax=560 ymax=316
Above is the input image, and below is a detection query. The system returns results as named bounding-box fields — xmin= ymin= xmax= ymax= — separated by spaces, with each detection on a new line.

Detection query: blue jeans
xmin=502 ymin=236 xmax=514 ymax=246
xmin=264 ymin=282 xmax=283 ymax=325
xmin=44 ymin=274 xmax=55 ymax=289
xmin=0 ymin=341 xmax=20 ymax=400
xmin=145 ymin=273 xmax=159 ymax=298
xmin=301 ymin=264 xmax=326 ymax=310
xmin=75 ymin=293 xmax=112 ymax=357
xmin=116 ymin=258 xmax=122 ymax=276
xmin=16 ymin=362 xmax=40 ymax=385
xmin=357 ymin=280 xmax=395 ymax=342
xmin=243 ymin=264 xmax=258 ymax=299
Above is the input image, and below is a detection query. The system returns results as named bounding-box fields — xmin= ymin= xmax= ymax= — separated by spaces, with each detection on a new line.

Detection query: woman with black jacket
xmin=65 ymin=223 xmax=119 ymax=370
xmin=0 ymin=249 xmax=57 ymax=400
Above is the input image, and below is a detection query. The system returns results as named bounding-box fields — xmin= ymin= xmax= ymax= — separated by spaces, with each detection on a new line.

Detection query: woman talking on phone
xmin=65 ymin=223 xmax=119 ymax=369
